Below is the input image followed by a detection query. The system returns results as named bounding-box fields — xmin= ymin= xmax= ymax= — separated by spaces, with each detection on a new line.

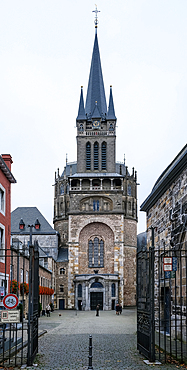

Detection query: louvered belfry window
xmin=86 ymin=142 xmax=91 ymax=170
xmin=101 ymin=142 xmax=106 ymax=170
xmin=88 ymin=237 xmax=104 ymax=267
xmin=94 ymin=142 xmax=99 ymax=170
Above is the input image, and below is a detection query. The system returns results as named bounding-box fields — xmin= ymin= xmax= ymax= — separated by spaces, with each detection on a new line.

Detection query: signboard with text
xmin=1 ymin=310 xmax=20 ymax=323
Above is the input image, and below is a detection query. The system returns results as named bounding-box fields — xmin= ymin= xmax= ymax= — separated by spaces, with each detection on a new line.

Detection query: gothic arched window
xmin=86 ymin=142 xmax=91 ymax=170
xmin=111 ymin=283 xmax=115 ymax=297
xmin=78 ymin=284 xmax=82 ymax=297
xmin=127 ymin=184 xmax=131 ymax=196
xmin=101 ymin=142 xmax=106 ymax=170
xmin=88 ymin=237 xmax=104 ymax=267
xmin=94 ymin=142 xmax=99 ymax=170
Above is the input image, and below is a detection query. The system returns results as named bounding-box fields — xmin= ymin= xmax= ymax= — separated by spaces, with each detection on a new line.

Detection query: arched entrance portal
xmin=74 ymin=274 xmax=119 ymax=310
xmin=90 ymin=282 xmax=103 ymax=310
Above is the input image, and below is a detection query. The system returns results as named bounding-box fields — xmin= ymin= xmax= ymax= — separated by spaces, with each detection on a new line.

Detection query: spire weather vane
xmin=92 ymin=5 xmax=100 ymax=28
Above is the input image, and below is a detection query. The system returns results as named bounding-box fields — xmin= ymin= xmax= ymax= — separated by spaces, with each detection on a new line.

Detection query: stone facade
xmin=140 ymin=144 xmax=187 ymax=342
xmin=54 ymin=27 xmax=137 ymax=310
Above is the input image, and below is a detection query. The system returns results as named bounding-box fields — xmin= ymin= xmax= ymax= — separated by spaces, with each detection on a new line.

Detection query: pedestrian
xmin=46 ymin=303 xmax=51 ymax=317
xmin=116 ymin=303 xmax=119 ymax=315
xmin=96 ymin=304 xmax=100 ymax=316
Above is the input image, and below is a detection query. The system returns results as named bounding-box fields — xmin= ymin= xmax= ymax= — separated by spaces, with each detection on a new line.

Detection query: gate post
xmin=149 ymin=227 xmax=155 ymax=362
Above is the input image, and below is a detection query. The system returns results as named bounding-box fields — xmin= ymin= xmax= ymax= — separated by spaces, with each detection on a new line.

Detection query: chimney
xmin=1 ymin=154 xmax=13 ymax=171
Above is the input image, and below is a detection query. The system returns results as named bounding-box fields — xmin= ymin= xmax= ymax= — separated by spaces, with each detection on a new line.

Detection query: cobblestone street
xmin=34 ymin=308 xmax=178 ymax=370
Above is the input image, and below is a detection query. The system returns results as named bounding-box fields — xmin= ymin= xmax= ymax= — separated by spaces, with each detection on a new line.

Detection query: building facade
xmin=0 ymin=154 xmax=16 ymax=297
xmin=140 ymin=144 xmax=187 ymax=341
xmin=54 ymin=25 xmax=138 ymax=310
xmin=11 ymin=207 xmax=58 ymax=307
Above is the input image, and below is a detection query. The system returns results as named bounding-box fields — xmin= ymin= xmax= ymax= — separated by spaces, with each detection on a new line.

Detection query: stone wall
xmin=146 ymin=167 xmax=187 ymax=248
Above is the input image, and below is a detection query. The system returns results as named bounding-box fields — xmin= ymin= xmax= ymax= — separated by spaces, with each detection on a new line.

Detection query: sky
xmin=0 ymin=0 xmax=186 ymax=234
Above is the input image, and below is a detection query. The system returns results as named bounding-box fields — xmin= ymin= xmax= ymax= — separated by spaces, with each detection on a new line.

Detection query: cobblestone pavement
xmin=34 ymin=308 xmax=179 ymax=370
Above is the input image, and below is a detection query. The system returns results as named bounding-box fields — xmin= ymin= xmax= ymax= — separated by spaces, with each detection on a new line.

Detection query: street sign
xmin=3 ymin=294 xmax=19 ymax=309
xmin=1 ymin=310 xmax=20 ymax=323
xmin=172 ymin=257 xmax=177 ymax=271
xmin=165 ymin=271 xmax=171 ymax=278
xmin=163 ymin=257 xmax=172 ymax=271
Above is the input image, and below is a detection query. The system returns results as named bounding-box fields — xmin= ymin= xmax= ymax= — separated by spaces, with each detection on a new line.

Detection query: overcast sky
xmin=0 ymin=0 xmax=186 ymax=233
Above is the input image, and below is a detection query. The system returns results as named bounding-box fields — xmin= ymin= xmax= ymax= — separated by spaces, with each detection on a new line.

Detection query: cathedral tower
xmin=54 ymin=12 xmax=137 ymax=311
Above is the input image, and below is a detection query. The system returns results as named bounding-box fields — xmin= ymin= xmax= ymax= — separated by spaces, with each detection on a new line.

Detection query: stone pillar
xmin=90 ymin=179 xmax=92 ymax=190
xmin=121 ymin=178 xmax=123 ymax=191
xmin=100 ymin=178 xmax=103 ymax=190
xmin=69 ymin=179 xmax=72 ymax=191
xmin=111 ymin=178 xmax=114 ymax=190
xmin=80 ymin=179 xmax=82 ymax=190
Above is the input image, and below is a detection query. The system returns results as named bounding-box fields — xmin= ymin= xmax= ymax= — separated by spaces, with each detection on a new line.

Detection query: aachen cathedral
xmin=53 ymin=11 xmax=137 ymax=311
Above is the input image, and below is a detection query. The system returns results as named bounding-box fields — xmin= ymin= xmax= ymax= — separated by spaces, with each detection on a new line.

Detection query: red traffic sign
xmin=3 ymin=294 xmax=19 ymax=309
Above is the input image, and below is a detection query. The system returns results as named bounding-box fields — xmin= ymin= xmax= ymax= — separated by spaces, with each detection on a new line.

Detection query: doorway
xmin=90 ymin=292 xmax=103 ymax=310
xmin=111 ymin=299 xmax=115 ymax=310
xmin=78 ymin=300 xmax=82 ymax=310
xmin=59 ymin=299 xmax=65 ymax=310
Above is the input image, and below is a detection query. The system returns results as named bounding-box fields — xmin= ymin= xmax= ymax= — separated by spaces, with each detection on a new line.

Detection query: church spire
xmin=77 ymin=86 xmax=86 ymax=120
xmin=85 ymin=26 xmax=107 ymax=119
xmin=107 ymin=86 xmax=116 ymax=120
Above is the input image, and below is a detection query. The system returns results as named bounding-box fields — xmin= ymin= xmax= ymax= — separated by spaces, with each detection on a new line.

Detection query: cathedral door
xmin=90 ymin=292 xmax=103 ymax=310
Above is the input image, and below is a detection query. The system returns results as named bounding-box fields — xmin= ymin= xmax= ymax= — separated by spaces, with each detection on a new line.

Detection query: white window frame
xmin=0 ymin=223 xmax=5 ymax=261
xmin=0 ymin=184 xmax=5 ymax=216
xmin=26 ymin=271 xmax=29 ymax=284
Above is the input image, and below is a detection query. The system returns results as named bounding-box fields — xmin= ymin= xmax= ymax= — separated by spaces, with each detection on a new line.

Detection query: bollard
xmin=88 ymin=334 xmax=93 ymax=369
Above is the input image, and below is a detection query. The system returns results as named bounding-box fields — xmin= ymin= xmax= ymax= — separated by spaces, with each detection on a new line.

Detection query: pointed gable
xmin=77 ymin=86 xmax=86 ymax=120
xmin=85 ymin=31 xmax=107 ymax=119
xmin=107 ymin=86 xmax=116 ymax=120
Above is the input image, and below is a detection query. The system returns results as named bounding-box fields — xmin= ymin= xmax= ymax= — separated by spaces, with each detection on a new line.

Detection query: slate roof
xmin=77 ymin=87 xmax=86 ymax=120
xmin=11 ymin=207 xmax=57 ymax=235
xmin=61 ymin=162 xmax=127 ymax=177
xmin=0 ymin=155 xmax=16 ymax=183
xmin=57 ymin=247 xmax=68 ymax=262
xmin=107 ymin=86 xmax=116 ymax=120
xmin=140 ymin=143 xmax=187 ymax=212
xmin=71 ymin=172 xmax=122 ymax=178
xmin=85 ymin=31 xmax=107 ymax=119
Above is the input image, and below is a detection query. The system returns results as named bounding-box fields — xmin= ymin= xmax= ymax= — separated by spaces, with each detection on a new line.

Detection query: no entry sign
xmin=3 ymin=294 xmax=19 ymax=309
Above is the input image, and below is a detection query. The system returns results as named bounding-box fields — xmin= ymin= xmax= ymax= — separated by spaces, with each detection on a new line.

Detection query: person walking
xmin=46 ymin=303 xmax=51 ymax=317
xmin=96 ymin=304 xmax=100 ymax=316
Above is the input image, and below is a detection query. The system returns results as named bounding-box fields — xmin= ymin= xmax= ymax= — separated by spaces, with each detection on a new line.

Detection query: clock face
xmin=92 ymin=120 xmax=100 ymax=128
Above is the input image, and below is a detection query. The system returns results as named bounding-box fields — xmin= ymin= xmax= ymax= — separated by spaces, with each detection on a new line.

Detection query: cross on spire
xmin=92 ymin=5 xmax=100 ymax=29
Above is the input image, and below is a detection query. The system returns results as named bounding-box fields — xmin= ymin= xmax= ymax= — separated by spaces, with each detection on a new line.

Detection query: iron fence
xmin=137 ymin=238 xmax=187 ymax=363
xmin=0 ymin=241 xmax=39 ymax=367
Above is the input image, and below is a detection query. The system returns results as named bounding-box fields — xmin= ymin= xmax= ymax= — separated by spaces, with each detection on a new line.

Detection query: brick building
xmin=0 ymin=154 xmax=16 ymax=296
xmin=54 ymin=25 xmax=138 ymax=310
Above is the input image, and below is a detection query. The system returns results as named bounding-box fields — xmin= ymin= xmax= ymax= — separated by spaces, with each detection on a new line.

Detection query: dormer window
xmin=19 ymin=219 xmax=25 ymax=230
xmin=35 ymin=219 xmax=40 ymax=230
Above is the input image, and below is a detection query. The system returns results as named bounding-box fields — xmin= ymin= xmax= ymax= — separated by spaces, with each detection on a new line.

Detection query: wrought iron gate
xmin=27 ymin=242 xmax=39 ymax=365
xmin=0 ymin=240 xmax=39 ymax=367
xmin=137 ymin=244 xmax=155 ymax=362
xmin=137 ymin=236 xmax=187 ymax=363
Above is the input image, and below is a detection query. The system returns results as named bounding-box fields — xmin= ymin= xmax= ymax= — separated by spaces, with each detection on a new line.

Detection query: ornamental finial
xmin=92 ymin=5 xmax=100 ymax=29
